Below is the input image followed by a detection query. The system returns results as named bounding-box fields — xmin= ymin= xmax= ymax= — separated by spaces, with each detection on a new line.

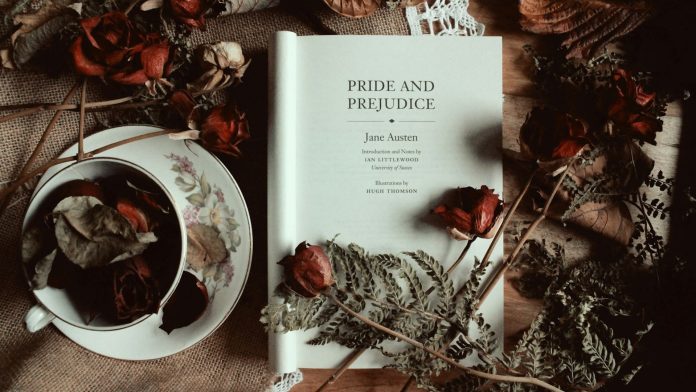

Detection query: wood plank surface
xmin=295 ymin=1 xmax=681 ymax=390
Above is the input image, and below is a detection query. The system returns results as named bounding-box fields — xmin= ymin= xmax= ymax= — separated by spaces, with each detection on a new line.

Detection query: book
xmin=268 ymin=31 xmax=503 ymax=372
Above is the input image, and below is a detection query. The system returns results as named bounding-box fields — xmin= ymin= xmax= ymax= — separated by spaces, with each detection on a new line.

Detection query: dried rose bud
xmin=432 ymin=186 xmax=504 ymax=241
xmin=189 ymin=42 xmax=250 ymax=91
xmin=605 ymin=68 xmax=661 ymax=144
xmin=199 ymin=101 xmax=251 ymax=157
xmin=279 ymin=242 xmax=335 ymax=298
xmin=110 ymin=256 xmax=160 ymax=322
xmin=519 ymin=107 xmax=589 ymax=161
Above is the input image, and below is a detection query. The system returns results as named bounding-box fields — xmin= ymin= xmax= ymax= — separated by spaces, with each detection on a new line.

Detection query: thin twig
xmin=77 ymin=80 xmax=88 ymax=161
xmin=0 ymin=96 xmax=134 ymax=115
xmin=0 ymin=107 xmax=42 ymax=124
xmin=0 ymin=84 xmax=230 ymax=122
xmin=124 ymin=0 xmax=141 ymax=14
xmin=478 ymin=160 xmax=575 ymax=305
xmin=0 ymin=129 xmax=177 ymax=205
xmin=326 ymin=292 xmax=563 ymax=392
xmin=0 ymin=80 xmax=81 ymax=218
xmin=315 ymin=348 xmax=366 ymax=392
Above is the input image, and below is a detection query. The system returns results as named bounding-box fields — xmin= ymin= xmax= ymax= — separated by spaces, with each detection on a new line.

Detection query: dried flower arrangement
xmin=0 ymin=0 xmax=258 ymax=331
xmin=261 ymin=19 xmax=687 ymax=392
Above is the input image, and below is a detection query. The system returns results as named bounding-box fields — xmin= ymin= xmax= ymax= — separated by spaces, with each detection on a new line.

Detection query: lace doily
xmin=269 ymin=370 xmax=303 ymax=392
xmin=406 ymin=0 xmax=485 ymax=36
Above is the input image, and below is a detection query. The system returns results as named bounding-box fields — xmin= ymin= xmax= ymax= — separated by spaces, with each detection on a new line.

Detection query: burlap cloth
xmin=0 ymin=5 xmax=407 ymax=392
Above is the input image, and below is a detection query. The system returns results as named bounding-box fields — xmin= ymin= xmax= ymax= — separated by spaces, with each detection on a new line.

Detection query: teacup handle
xmin=25 ymin=304 xmax=56 ymax=333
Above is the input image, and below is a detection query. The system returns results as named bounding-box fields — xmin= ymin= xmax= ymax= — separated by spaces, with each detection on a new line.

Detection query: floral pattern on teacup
xmin=166 ymin=153 xmax=241 ymax=297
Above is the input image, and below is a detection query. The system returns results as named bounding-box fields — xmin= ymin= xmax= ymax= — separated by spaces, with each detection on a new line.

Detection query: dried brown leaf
xmin=186 ymin=223 xmax=227 ymax=271
xmin=519 ymin=0 xmax=654 ymax=58
xmin=323 ymin=0 xmax=382 ymax=18
xmin=53 ymin=196 xmax=157 ymax=269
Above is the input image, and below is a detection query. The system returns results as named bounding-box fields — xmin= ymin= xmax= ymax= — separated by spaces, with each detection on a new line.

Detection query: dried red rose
xmin=69 ymin=12 xmax=172 ymax=90
xmin=199 ymin=101 xmax=251 ymax=157
xmin=169 ymin=0 xmax=209 ymax=29
xmin=606 ymin=69 xmax=661 ymax=144
xmin=432 ymin=186 xmax=504 ymax=241
xmin=519 ymin=107 xmax=588 ymax=161
xmin=110 ymin=256 xmax=160 ymax=322
xmin=279 ymin=242 xmax=335 ymax=298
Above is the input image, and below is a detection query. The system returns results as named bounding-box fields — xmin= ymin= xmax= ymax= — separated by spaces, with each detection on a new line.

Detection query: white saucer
xmin=34 ymin=125 xmax=253 ymax=360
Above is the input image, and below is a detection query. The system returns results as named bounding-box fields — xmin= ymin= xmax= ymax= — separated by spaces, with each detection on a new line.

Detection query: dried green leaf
xmin=53 ymin=196 xmax=157 ymax=269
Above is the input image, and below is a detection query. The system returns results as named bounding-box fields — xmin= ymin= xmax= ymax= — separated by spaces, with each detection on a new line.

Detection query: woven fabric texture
xmin=0 ymin=5 xmax=407 ymax=392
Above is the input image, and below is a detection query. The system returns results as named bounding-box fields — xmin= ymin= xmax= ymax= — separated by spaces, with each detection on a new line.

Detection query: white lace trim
xmin=269 ymin=370 xmax=303 ymax=392
xmin=406 ymin=0 xmax=485 ymax=36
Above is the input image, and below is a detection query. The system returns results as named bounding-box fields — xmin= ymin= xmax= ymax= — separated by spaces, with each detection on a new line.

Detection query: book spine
xmin=267 ymin=31 xmax=298 ymax=374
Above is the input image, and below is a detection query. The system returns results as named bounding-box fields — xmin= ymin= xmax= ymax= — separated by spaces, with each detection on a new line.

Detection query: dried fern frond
xmin=519 ymin=0 xmax=655 ymax=58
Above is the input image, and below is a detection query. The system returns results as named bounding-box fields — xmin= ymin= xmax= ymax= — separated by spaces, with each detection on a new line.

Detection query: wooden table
xmin=295 ymin=1 xmax=681 ymax=390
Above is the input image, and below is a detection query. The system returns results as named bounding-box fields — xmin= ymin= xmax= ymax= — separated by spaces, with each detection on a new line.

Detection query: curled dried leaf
xmin=53 ymin=196 xmax=158 ymax=269
xmin=186 ymin=223 xmax=227 ymax=270
xmin=323 ymin=0 xmax=382 ymax=18
xmin=220 ymin=0 xmax=280 ymax=14
xmin=519 ymin=0 xmax=654 ymax=58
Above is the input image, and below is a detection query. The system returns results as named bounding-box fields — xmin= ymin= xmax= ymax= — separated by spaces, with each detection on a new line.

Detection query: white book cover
xmin=268 ymin=31 xmax=503 ymax=372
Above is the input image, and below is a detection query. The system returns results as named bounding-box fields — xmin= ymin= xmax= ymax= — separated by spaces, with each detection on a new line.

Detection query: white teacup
xmin=21 ymin=157 xmax=187 ymax=332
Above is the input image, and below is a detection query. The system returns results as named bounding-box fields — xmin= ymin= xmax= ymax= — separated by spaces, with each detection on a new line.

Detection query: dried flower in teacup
xmin=279 ymin=242 xmax=335 ymax=298
xmin=141 ymin=0 xmax=210 ymax=30
xmin=605 ymin=68 xmax=661 ymax=144
xmin=168 ymin=90 xmax=251 ymax=158
xmin=189 ymin=42 xmax=250 ymax=92
xmin=519 ymin=106 xmax=589 ymax=163
xmin=109 ymin=255 xmax=160 ymax=322
xmin=432 ymin=186 xmax=504 ymax=241
xmin=160 ymin=271 xmax=208 ymax=333
xmin=69 ymin=12 xmax=174 ymax=94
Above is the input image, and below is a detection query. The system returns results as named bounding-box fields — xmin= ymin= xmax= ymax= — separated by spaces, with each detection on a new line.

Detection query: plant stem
xmin=316 ymin=239 xmax=475 ymax=391
xmin=0 ymin=129 xmax=177 ymax=205
xmin=124 ymin=0 xmax=141 ymax=14
xmin=0 ymin=84 xmax=229 ymax=123
xmin=478 ymin=168 xmax=538 ymax=271
xmin=0 ymin=80 xmax=81 ymax=218
xmin=478 ymin=160 xmax=575 ymax=305
xmin=326 ymin=292 xmax=563 ymax=392
xmin=78 ymin=80 xmax=88 ymax=161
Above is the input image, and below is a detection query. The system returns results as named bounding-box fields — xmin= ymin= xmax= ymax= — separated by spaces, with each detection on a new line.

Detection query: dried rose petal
xmin=279 ymin=242 xmax=335 ymax=298
xmin=169 ymin=0 xmax=208 ymax=29
xmin=116 ymin=198 xmax=150 ymax=232
xmin=160 ymin=271 xmax=208 ymax=333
